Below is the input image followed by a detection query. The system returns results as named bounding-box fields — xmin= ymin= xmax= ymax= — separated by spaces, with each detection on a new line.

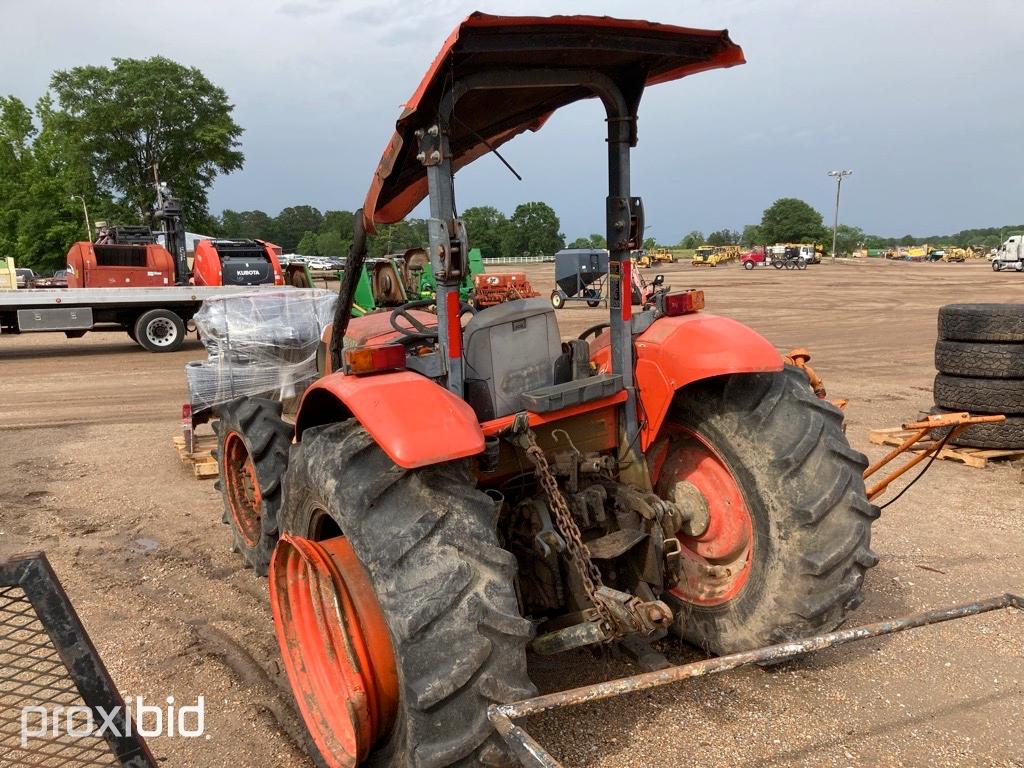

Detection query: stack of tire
xmin=932 ymin=303 xmax=1024 ymax=449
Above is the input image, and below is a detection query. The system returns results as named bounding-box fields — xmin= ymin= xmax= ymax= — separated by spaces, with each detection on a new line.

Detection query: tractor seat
xmin=463 ymin=298 xmax=562 ymax=420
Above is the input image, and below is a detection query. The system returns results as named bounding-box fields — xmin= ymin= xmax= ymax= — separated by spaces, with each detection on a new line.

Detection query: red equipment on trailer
xmin=192 ymin=238 xmax=286 ymax=287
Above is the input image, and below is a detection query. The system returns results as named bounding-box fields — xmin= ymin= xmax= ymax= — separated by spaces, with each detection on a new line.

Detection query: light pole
xmin=71 ymin=194 xmax=92 ymax=242
xmin=827 ymin=170 xmax=852 ymax=262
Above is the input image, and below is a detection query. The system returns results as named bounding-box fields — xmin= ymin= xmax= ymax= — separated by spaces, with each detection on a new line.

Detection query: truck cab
xmin=992 ymin=235 xmax=1023 ymax=272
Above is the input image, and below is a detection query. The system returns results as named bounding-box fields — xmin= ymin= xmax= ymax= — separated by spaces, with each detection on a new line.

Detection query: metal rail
xmin=489 ymin=593 xmax=1024 ymax=767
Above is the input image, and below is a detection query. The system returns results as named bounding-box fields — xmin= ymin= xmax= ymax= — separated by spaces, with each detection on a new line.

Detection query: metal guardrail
xmin=482 ymin=256 xmax=553 ymax=265
xmin=0 ymin=553 xmax=155 ymax=768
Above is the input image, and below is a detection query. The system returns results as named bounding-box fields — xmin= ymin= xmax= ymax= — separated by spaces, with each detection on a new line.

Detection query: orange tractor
xmin=213 ymin=14 xmax=1018 ymax=768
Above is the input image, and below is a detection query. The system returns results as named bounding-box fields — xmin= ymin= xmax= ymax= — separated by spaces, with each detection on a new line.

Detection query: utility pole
xmin=71 ymin=195 xmax=92 ymax=242
xmin=827 ymin=170 xmax=852 ymax=262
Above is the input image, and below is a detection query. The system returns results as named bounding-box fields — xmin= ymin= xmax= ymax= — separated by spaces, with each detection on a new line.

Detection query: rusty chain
xmin=519 ymin=429 xmax=615 ymax=634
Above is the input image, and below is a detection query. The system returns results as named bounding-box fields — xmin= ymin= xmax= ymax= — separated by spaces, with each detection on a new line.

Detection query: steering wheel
xmin=578 ymin=322 xmax=610 ymax=342
xmin=389 ymin=298 xmax=476 ymax=342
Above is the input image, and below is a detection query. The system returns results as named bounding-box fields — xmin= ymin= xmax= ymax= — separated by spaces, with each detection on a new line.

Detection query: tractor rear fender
xmin=294 ymin=370 xmax=485 ymax=469
xmin=592 ymin=313 xmax=783 ymax=451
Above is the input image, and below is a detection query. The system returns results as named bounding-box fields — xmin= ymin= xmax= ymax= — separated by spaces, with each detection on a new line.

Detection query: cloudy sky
xmin=2 ymin=0 xmax=1021 ymax=243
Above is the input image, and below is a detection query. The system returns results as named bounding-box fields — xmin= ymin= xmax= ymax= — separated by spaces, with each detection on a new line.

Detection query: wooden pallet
xmin=868 ymin=427 xmax=1024 ymax=469
xmin=172 ymin=433 xmax=219 ymax=479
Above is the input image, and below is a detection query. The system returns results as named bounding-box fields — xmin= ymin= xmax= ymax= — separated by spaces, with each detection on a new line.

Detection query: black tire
xmin=928 ymin=406 xmax=1024 ymax=449
xmin=933 ymin=373 xmax=1024 ymax=415
xmin=773 ymin=260 xmax=784 ymax=269
xmin=934 ymin=340 xmax=1024 ymax=379
xmin=586 ymin=298 xmax=601 ymax=308
xmin=134 ymin=308 xmax=185 ymax=352
xmin=550 ymin=290 xmax=565 ymax=309
xmin=281 ymin=421 xmax=535 ymax=768
xmin=743 ymin=260 xmax=754 ymax=270
xmin=215 ymin=397 xmax=292 ymax=575
xmin=662 ymin=366 xmax=879 ymax=655
xmin=993 ymin=261 xmax=1001 ymax=272
xmin=938 ymin=303 xmax=1024 ymax=342
xmin=797 ymin=260 xmax=807 ymax=270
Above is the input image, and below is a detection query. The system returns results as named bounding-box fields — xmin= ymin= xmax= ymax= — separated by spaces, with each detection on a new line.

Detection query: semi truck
xmin=992 ymin=235 xmax=1024 ymax=272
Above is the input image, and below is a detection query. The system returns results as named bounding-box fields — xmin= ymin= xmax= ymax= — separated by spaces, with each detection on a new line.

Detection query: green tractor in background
xmin=286 ymin=247 xmax=485 ymax=315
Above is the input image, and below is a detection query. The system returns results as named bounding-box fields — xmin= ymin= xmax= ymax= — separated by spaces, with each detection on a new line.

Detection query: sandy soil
xmin=1 ymin=259 xmax=1022 ymax=767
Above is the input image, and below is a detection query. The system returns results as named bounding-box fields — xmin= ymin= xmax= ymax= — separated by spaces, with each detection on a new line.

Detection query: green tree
xmin=502 ymin=202 xmax=565 ymax=257
xmin=316 ymin=230 xmax=347 ymax=257
xmin=833 ymin=224 xmax=865 ymax=255
xmin=706 ymin=229 xmax=740 ymax=246
xmin=740 ymin=224 xmax=763 ymax=246
xmin=221 ymin=209 xmax=276 ymax=240
xmin=759 ymin=198 xmax=827 ymax=244
xmin=642 ymin=236 xmax=657 ymax=250
xmin=274 ymin=205 xmax=323 ymax=252
xmin=462 ymin=205 xmax=508 ymax=258
xmin=368 ymin=218 xmax=429 ymax=257
xmin=320 ymin=210 xmax=355 ymax=245
xmin=296 ymin=230 xmax=319 ymax=256
xmin=567 ymin=237 xmax=592 ymax=248
xmin=678 ymin=230 xmax=704 ymax=249
xmin=48 ymin=56 xmax=243 ymax=226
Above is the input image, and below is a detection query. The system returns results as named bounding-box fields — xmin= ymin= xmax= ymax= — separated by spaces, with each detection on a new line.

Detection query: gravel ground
xmin=1 ymin=258 xmax=1021 ymax=767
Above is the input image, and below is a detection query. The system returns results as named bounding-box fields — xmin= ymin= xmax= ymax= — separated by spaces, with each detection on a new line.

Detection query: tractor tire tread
xmin=282 ymin=420 xmax=535 ymax=768
xmin=665 ymin=365 xmax=879 ymax=654
xmin=215 ymin=397 xmax=291 ymax=576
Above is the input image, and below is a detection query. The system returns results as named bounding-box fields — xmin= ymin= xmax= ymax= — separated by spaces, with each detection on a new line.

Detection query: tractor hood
xmin=362 ymin=12 xmax=744 ymax=232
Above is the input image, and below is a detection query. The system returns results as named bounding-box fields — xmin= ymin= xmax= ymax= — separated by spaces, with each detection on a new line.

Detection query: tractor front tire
xmin=660 ymin=366 xmax=879 ymax=655
xmin=216 ymin=397 xmax=292 ymax=575
xmin=281 ymin=421 xmax=536 ymax=768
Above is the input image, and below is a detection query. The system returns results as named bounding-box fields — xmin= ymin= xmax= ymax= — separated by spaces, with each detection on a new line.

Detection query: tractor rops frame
xmin=311 ymin=15 xmax=1022 ymax=766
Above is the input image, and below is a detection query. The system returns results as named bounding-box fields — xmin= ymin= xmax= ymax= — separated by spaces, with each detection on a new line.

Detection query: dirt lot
xmin=1 ymin=259 xmax=1022 ymax=767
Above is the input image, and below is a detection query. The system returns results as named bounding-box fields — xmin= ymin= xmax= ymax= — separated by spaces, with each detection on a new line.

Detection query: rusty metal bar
xmin=863 ymin=413 xmax=1007 ymax=501
xmin=491 ymin=593 xmax=1023 ymax=765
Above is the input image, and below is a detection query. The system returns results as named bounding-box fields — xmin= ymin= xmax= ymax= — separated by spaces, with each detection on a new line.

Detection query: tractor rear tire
xmin=938 ymin=303 xmax=1024 ymax=343
xmin=216 ymin=397 xmax=292 ymax=575
xmin=661 ymin=366 xmax=879 ymax=655
xmin=281 ymin=421 xmax=536 ymax=768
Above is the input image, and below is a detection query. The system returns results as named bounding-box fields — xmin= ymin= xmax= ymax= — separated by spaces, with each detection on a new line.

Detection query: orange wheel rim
xmin=223 ymin=432 xmax=261 ymax=547
xmin=655 ymin=427 xmax=754 ymax=606
xmin=270 ymin=534 xmax=399 ymax=767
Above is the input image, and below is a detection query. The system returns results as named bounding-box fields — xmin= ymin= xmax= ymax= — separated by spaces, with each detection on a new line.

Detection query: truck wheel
xmin=743 ymin=260 xmax=754 ymax=270
xmin=933 ymin=373 xmax=1024 ymax=415
xmin=992 ymin=261 xmax=1001 ymax=272
xmin=653 ymin=366 xmax=879 ymax=655
xmin=773 ymin=260 xmax=784 ymax=269
xmin=216 ymin=397 xmax=292 ymax=575
xmin=134 ymin=309 xmax=185 ymax=352
xmin=938 ymin=303 xmax=1024 ymax=342
xmin=275 ymin=421 xmax=535 ymax=768
xmin=935 ymin=340 xmax=1024 ymax=379
xmin=550 ymin=290 xmax=565 ymax=309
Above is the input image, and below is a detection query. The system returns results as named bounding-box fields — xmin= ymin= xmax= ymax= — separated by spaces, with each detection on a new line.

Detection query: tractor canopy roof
xmin=362 ymin=12 xmax=744 ymax=231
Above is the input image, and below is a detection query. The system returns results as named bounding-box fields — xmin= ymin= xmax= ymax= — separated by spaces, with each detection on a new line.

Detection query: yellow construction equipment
xmin=691 ymin=244 xmax=739 ymax=267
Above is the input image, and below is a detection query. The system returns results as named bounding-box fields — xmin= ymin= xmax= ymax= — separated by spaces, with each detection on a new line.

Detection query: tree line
xmin=3 ymin=56 xmax=1018 ymax=273
xmin=1 ymin=56 xmax=242 ymax=272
